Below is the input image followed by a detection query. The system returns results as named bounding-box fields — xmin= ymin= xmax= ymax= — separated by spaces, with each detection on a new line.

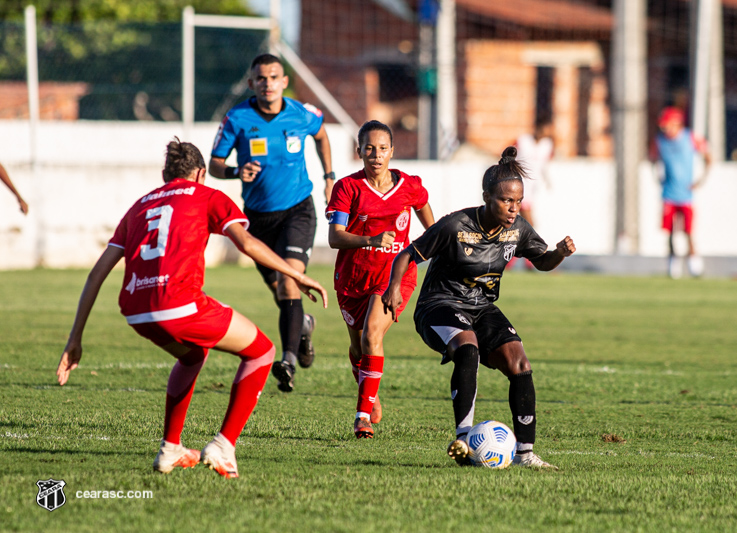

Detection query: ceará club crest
xmin=395 ymin=211 xmax=410 ymax=232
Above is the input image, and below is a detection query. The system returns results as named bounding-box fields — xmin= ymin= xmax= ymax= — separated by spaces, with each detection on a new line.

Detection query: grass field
xmin=1 ymin=265 xmax=736 ymax=532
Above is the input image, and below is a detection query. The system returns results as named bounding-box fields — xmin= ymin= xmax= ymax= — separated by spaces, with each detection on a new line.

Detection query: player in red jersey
xmin=56 ymin=139 xmax=328 ymax=478
xmin=326 ymin=120 xmax=434 ymax=438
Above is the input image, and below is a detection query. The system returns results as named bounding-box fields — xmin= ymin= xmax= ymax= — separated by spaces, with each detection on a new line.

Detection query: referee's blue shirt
xmin=212 ymin=97 xmax=323 ymax=212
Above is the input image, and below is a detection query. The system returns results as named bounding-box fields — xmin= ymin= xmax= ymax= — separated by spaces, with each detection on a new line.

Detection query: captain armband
xmin=327 ymin=210 xmax=349 ymax=226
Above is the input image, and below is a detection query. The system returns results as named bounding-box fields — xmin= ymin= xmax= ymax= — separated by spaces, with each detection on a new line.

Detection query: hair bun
xmin=498 ymin=146 xmax=517 ymax=165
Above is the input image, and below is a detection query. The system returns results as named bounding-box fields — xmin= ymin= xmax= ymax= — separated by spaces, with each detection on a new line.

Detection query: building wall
xmin=462 ymin=40 xmax=612 ymax=158
xmin=1 ymin=121 xmax=735 ymax=271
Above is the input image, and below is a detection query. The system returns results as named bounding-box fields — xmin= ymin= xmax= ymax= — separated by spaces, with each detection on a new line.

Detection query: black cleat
xmin=271 ymin=361 xmax=296 ymax=392
xmin=297 ymin=314 xmax=316 ymax=369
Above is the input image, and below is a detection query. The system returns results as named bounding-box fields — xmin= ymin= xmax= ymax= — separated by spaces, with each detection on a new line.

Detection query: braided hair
xmin=482 ymin=146 xmax=528 ymax=194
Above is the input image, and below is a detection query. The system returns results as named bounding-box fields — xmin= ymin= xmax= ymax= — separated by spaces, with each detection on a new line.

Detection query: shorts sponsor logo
xmin=455 ymin=313 xmax=471 ymax=326
xmin=125 ymin=272 xmax=170 ymax=294
xmin=286 ymin=136 xmax=302 ymax=153
xmin=341 ymin=309 xmax=355 ymax=326
xmin=249 ymin=138 xmax=268 ymax=156
xmin=508 ymin=327 xmax=516 ymax=335
xmin=517 ymin=415 xmax=534 ymax=425
xmin=358 ymin=214 xmax=368 ymax=222
xmin=499 ymin=229 xmax=520 ymax=242
xmin=395 ymin=211 xmax=410 ymax=231
xmin=36 ymin=479 xmax=66 ymax=512
xmin=503 ymin=244 xmax=517 ymax=262
xmin=457 ymin=231 xmax=482 ymax=244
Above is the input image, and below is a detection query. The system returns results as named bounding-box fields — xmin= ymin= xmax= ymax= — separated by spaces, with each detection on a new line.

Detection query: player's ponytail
xmin=482 ymin=146 xmax=527 ymax=193
xmin=163 ymin=137 xmax=206 ymax=182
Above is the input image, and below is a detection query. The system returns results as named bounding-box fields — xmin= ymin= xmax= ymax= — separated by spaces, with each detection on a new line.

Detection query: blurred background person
xmin=512 ymin=122 xmax=553 ymax=269
xmin=650 ymin=107 xmax=711 ymax=278
xmin=1 ymin=162 xmax=29 ymax=215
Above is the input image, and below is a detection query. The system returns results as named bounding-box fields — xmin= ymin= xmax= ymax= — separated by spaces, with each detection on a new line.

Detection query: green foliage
xmin=0 ymin=1 xmax=251 ymax=23
xmin=1 ymin=266 xmax=736 ymax=532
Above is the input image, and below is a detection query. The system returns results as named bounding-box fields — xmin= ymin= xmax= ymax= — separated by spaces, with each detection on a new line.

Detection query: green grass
xmin=1 ymin=265 xmax=736 ymax=532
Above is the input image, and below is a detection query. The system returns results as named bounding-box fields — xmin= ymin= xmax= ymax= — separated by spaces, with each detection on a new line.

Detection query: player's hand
xmin=296 ymin=275 xmax=329 ymax=309
xmin=371 ymin=231 xmax=396 ymax=249
xmin=556 ymin=236 xmax=576 ymax=257
xmin=18 ymin=198 xmax=29 ymax=215
xmin=57 ymin=340 xmax=82 ymax=386
xmin=240 ymin=161 xmax=262 ymax=182
xmin=381 ymin=285 xmax=402 ymax=321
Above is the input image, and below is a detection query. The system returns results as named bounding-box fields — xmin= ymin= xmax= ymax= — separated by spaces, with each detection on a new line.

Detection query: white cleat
xmin=687 ymin=255 xmax=704 ymax=277
xmin=153 ymin=440 xmax=200 ymax=474
xmin=668 ymin=256 xmax=683 ymax=279
xmin=201 ymin=433 xmax=239 ymax=479
xmin=512 ymin=452 xmax=558 ymax=470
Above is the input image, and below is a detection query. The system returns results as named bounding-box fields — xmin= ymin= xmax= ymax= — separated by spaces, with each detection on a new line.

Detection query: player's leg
xmin=352 ymin=295 xmax=395 ymax=437
xmin=663 ymin=202 xmax=682 ymax=278
xmin=271 ymin=197 xmax=318 ymax=390
xmin=485 ymin=342 xmax=555 ymax=469
xmin=481 ymin=311 xmax=556 ymax=470
xmin=682 ymin=205 xmax=703 ymax=277
xmin=201 ymin=310 xmax=276 ymax=479
xmin=130 ymin=324 xmax=204 ymax=474
xmin=416 ymin=306 xmax=478 ymax=464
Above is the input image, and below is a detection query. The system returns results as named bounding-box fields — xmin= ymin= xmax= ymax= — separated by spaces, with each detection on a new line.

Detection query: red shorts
xmin=337 ymin=283 xmax=415 ymax=331
xmin=662 ymin=202 xmax=693 ymax=234
xmin=130 ymin=296 xmax=234 ymax=350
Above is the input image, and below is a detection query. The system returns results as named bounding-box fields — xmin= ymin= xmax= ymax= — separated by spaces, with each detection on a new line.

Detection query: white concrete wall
xmin=1 ymin=121 xmax=735 ymax=269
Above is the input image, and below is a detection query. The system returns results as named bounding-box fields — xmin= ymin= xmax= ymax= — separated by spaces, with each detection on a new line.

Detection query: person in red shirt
xmin=326 ymin=120 xmax=434 ymax=438
xmin=56 ymin=139 xmax=328 ymax=479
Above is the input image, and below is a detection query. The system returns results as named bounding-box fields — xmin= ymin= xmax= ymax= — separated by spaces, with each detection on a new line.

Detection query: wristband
xmin=224 ymin=166 xmax=239 ymax=179
xmin=323 ymin=171 xmax=336 ymax=181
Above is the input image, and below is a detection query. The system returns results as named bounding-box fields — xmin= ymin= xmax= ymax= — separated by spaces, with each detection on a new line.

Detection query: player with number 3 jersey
xmin=327 ymin=120 xmax=434 ymax=439
xmin=57 ymin=139 xmax=328 ymax=479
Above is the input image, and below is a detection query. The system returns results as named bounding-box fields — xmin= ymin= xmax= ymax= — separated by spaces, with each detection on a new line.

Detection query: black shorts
xmin=414 ymin=304 xmax=522 ymax=367
xmin=244 ymin=196 xmax=317 ymax=285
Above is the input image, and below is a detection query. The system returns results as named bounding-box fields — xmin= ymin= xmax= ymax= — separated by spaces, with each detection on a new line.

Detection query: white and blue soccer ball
xmin=466 ymin=420 xmax=516 ymax=469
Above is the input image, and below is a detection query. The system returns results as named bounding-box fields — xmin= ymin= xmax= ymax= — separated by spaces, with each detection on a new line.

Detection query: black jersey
xmin=407 ymin=206 xmax=548 ymax=312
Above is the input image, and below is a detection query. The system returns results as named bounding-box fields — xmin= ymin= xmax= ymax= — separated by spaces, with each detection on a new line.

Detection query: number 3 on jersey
xmin=140 ymin=205 xmax=173 ymax=260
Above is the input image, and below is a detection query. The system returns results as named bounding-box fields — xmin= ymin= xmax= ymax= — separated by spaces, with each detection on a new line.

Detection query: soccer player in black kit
xmin=382 ymin=146 xmax=576 ymax=469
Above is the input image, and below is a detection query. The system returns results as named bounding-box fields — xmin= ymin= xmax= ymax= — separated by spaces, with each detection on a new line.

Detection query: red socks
xmin=219 ymin=329 xmax=276 ymax=446
xmin=163 ymin=348 xmax=208 ymax=445
xmin=356 ymin=355 xmax=384 ymax=417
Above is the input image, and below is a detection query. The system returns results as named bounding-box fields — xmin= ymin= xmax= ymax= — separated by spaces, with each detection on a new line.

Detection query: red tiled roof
xmin=457 ymin=0 xmax=613 ymax=31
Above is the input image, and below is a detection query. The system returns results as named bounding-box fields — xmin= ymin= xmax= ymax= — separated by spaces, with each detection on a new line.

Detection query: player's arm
xmin=225 ymin=223 xmax=328 ymax=308
xmin=209 ymin=156 xmax=261 ymax=183
xmin=57 ymin=245 xmax=125 ymax=386
xmin=529 ymin=236 xmax=576 ymax=272
xmin=414 ymin=203 xmax=435 ymax=230
xmin=381 ymin=249 xmax=414 ymax=321
xmin=0 ymin=162 xmax=28 ymax=215
xmin=328 ymin=219 xmax=395 ymax=250
xmin=312 ymin=125 xmax=335 ymax=203
xmin=692 ymin=135 xmax=712 ymax=189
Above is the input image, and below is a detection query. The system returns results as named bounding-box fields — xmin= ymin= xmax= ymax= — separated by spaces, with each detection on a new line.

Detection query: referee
xmin=209 ymin=53 xmax=335 ymax=392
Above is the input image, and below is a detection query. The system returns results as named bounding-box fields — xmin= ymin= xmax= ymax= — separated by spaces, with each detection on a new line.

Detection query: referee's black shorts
xmin=414 ymin=303 xmax=522 ymax=368
xmin=244 ymin=196 xmax=317 ymax=285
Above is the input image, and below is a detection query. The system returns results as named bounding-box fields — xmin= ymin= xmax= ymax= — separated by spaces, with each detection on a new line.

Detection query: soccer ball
xmin=466 ymin=420 xmax=516 ymax=469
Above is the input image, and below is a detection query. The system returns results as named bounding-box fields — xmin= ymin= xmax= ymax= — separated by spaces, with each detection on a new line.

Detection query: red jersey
xmin=327 ymin=169 xmax=429 ymax=297
xmin=109 ymin=178 xmax=248 ymax=324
